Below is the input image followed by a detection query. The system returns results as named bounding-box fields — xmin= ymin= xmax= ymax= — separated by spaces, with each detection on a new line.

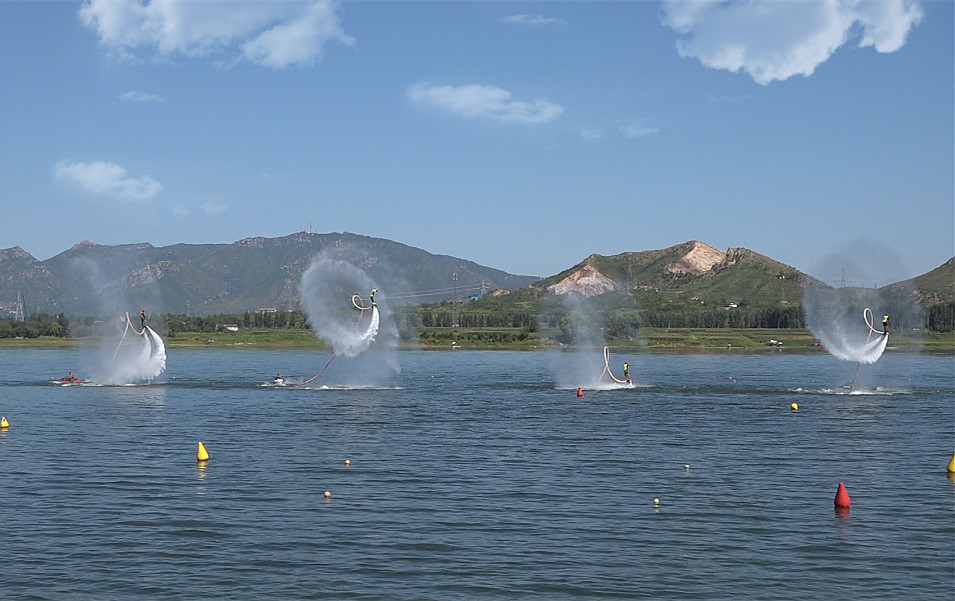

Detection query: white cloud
xmin=55 ymin=160 xmax=161 ymax=201
xmin=578 ymin=129 xmax=605 ymax=141
xmin=408 ymin=82 xmax=563 ymax=124
xmin=120 ymin=91 xmax=163 ymax=102
xmin=661 ymin=0 xmax=923 ymax=85
xmin=620 ymin=121 xmax=659 ymax=139
xmin=78 ymin=0 xmax=354 ymax=69
xmin=243 ymin=1 xmax=354 ymax=68
xmin=201 ymin=200 xmax=228 ymax=215
xmin=501 ymin=14 xmax=565 ymax=26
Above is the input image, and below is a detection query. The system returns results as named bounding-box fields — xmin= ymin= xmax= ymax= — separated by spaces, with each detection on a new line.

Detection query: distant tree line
xmin=625 ymin=306 xmax=805 ymax=331
xmin=926 ymin=301 xmax=954 ymax=332
xmin=161 ymin=311 xmax=308 ymax=334
xmin=3 ymin=300 xmax=951 ymax=341
xmin=0 ymin=314 xmax=70 ymax=338
xmin=414 ymin=307 xmax=537 ymax=329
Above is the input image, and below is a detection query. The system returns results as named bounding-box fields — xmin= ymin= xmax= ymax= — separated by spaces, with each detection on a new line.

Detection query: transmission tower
xmin=14 ymin=290 xmax=25 ymax=321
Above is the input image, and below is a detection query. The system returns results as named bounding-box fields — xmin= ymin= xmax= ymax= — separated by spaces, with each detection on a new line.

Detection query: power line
xmin=385 ymin=282 xmax=485 ymax=301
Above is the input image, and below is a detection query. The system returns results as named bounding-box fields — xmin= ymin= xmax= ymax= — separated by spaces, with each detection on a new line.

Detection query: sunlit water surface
xmin=0 ymin=348 xmax=952 ymax=600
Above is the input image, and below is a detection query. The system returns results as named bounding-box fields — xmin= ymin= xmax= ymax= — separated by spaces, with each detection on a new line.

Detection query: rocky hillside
xmin=535 ymin=241 xmax=809 ymax=309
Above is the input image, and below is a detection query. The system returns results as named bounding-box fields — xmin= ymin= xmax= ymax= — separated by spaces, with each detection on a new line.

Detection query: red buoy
xmin=576 ymin=386 xmax=583 ymax=397
xmin=834 ymin=482 xmax=851 ymax=508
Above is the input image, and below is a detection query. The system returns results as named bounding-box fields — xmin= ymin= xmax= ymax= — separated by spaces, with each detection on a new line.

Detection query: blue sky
xmin=1 ymin=1 xmax=951 ymax=286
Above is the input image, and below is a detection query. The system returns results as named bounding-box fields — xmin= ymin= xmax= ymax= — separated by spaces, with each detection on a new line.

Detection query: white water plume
xmin=804 ymin=240 xmax=925 ymax=365
xmin=92 ymin=314 xmax=167 ymax=384
xmin=298 ymin=249 xmax=401 ymax=387
xmin=67 ymin=249 xmax=166 ymax=384
xmin=547 ymin=293 xmax=634 ymax=389
xmin=803 ymin=281 xmax=887 ymax=364
xmin=300 ymin=256 xmax=382 ymax=358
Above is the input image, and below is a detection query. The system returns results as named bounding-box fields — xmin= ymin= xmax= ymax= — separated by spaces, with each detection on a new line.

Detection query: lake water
xmin=0 ymin=347 xmax=952 ymax=600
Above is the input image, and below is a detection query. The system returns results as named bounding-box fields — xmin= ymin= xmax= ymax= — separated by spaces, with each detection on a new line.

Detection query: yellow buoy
xmin=947 ymin=453 xmax=955 ymax=474
xmin=790 ymin=402 xmax=799 ymax=412
xmin=0 ymin=416 xmax=8 ymax=429
xmin=197 ymin=441 xmax=210 ymax=462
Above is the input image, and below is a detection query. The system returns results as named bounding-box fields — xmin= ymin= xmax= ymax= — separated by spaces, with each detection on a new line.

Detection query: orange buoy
xmin=834 ymin=482 xmax=851 ymax=508
xmin=576 ymin=387 xmax=583 ymax=397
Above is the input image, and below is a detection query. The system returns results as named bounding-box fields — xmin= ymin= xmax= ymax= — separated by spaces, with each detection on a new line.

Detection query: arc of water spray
xmin=105 ymin=311 xmax=166 ymax=383
xmin=299 ymin=293 xmax=378 ymax=387
xmin=853 ymin=307 xmax=886 ymax=389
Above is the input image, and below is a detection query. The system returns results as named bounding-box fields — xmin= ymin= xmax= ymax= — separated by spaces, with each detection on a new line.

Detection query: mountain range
xmin=1 ymin=234 xmax=952 ymax=318
xmin=0 ymin=232 xmax=538 ymax=316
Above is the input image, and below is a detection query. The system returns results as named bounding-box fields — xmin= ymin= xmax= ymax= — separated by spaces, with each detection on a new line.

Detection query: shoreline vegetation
xmin=2 ymin=327 xmax=951 ymax=353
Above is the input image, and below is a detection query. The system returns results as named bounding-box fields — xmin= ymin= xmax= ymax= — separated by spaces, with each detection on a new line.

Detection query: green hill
xmin=891 ymin=257 xmax=955 ymax=305
xmin=453 ymin=241 xmax=951 ymax=340
xmin=495 ymin=241 xmax=808 ymax=316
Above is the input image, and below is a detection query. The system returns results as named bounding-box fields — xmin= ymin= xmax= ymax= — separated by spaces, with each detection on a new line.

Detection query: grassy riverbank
xmin=1 ymin=327 xmax=951 ymax=352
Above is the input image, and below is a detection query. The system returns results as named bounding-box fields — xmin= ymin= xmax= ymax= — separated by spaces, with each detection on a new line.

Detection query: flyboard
xmin=299 ymin=291 xmax=380 ymax=387
xmin=599 ymin=346 xmax=632 ymax=386
xmin=105 ymin=312 xmax=167 ymax=383
xmin=850 ymin=307 xmax=889 ymax=390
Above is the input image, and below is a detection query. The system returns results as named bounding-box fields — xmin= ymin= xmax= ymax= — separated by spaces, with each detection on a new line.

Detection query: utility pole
xmin=452 ymin=272 xmax=458 ymax=327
